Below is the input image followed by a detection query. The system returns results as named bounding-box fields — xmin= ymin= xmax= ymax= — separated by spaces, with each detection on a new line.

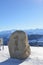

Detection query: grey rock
xmin=8 ymin=30 xmax=31 ymax=59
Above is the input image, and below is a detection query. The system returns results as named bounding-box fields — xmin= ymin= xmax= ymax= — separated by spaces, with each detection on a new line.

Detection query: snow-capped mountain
xmin=25 ymin=29 xmax=43 ymax=35
xmin=0 ymin=29 xmax=43 ymax=46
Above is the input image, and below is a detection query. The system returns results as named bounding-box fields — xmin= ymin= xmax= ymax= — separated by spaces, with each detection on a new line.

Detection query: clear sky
xmin=0 ymin=0 xmax=43 ymax=31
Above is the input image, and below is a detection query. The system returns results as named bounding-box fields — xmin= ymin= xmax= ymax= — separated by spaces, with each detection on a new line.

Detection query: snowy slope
xmin=0 ymin=46 xmax=43 ymax=65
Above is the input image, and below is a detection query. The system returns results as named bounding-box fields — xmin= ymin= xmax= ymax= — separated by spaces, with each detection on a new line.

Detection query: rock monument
xmin=8 ymin=30 xmax=31 ymax=59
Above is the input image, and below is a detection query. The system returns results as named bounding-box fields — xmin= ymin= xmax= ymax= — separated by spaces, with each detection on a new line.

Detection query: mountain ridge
xmin=0 ymin=29 xmax=43 ymax=35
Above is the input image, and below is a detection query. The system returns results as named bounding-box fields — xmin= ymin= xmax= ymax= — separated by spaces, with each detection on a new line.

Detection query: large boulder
xmin=8 ymin=30 xmax=31 ymax=59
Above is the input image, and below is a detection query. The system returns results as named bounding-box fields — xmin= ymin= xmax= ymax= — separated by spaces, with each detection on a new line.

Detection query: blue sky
xmin=0 ymin=0 xmax=43 ymax=31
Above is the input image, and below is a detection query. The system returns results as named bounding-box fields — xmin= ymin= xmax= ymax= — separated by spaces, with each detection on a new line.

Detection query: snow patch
xmin=0 ymin=46 xmax=43 ymax=65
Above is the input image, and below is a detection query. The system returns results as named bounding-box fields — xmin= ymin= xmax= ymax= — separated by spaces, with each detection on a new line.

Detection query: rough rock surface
xmin=8 ymin=30 xmax=31 ymax=59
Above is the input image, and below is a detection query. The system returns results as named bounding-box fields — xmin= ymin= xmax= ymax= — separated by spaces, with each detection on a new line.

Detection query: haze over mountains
xmin=25 ymin=29 xmax=43 ymax=35
xmin=0 ymin=29 xmax=43 ymax=35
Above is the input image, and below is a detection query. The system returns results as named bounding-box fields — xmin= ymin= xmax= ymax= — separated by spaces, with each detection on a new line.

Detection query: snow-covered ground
xmin=0 ymin=46 xmax=43 ymax=65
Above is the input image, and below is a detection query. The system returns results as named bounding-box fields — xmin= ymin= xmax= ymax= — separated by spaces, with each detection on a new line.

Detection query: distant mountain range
xmin=0 ymin=29 xmax=43 ymax=46
xmin=24 ymin=29 xmax=43 ymax=35
xmin=0 ymin=29 xmax=43 ymax=35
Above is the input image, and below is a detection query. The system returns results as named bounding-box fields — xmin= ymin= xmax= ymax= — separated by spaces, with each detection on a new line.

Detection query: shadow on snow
xmin=0 ymin=58 xmax=25 ymax=65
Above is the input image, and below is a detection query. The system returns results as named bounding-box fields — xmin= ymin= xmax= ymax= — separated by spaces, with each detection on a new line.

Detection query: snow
xmin=29 ymin=40 xmax=37 ymax=43
xmin=0 ymin=46 xmax=43 ymax=65
xmin=38 ymin=37 xmax=43 ymax=42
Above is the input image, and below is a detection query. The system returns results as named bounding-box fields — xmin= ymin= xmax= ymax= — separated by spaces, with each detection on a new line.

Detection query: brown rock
xmin=8 ymin=30 xmax=31 ymax=59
